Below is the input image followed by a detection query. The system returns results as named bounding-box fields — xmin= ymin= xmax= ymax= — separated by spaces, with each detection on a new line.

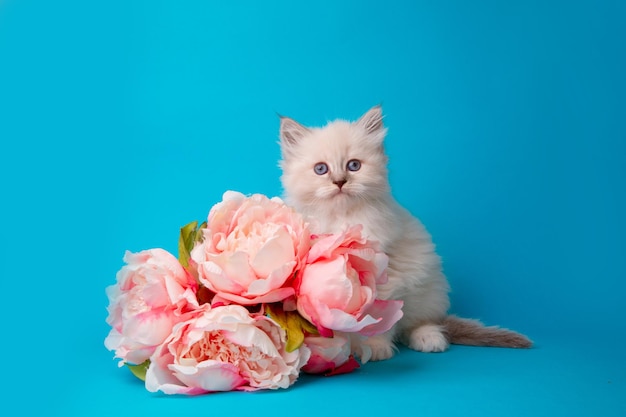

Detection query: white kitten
xmin=278 ymin=105 xmax=531 ymax=361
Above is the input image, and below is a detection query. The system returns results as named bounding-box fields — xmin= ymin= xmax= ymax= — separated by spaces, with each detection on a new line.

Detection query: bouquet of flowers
xmin=104 ymin=191 xmax=403 ymax=395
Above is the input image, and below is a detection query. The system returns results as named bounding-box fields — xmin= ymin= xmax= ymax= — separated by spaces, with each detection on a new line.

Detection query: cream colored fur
xmin=278 ymin=105 xmax=531 ymax=361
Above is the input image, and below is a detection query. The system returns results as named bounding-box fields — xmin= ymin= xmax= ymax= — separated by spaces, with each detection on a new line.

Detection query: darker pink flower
xmin=302 ymin=333 xmax=360 ymax=376
xmin=296 ymin=225 xmax=403 ymax=337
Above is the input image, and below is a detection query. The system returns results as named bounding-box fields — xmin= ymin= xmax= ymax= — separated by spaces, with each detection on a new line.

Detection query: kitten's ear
xmin=356 ymin=105 xmax=384 ymax=134
xmin=279 ymin=115 xmax=310 ymax=148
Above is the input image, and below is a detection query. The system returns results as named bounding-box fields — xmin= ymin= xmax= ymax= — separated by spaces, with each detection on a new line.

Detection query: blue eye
xmin=347 ymin=159 xmax=361 ymax=172
xmin=314 ymin=162 xmax=329 ymax=175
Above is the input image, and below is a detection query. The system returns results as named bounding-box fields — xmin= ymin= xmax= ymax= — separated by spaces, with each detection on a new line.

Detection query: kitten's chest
xmin=309 ymin=207 xmax=394 ymax=249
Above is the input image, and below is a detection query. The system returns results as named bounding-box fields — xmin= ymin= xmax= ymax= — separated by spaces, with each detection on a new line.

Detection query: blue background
xmin=1 ymin=1 xmax=624 ymax=415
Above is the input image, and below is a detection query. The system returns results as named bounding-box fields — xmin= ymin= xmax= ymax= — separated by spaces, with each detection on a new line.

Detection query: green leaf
xmin=178 ymin=220 xmax=206 ymax=268
xmin=126 ymin=360 xmax=150 ymax=381
xmin=266 ymin=304 xmax=319 ymax=352
xmin=178 ymin=221 xmax=198 ymax=268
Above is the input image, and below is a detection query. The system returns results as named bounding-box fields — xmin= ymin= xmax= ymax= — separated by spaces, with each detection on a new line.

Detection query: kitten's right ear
xmin=279 ymin=115 xmax=310 ymax=149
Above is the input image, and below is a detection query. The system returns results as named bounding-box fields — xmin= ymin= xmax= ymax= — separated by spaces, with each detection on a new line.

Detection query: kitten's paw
xmin=361 ymin=335 xmax=396 ymax=362
xmin=409 ymin=324 xmax=449 ymax=353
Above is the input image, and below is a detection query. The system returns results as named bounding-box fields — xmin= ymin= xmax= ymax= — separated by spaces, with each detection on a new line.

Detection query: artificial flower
xmin=145 ymin=304 xmax=311 ymax=395
xmin=190 ymin=191 xmax=311 ymax=305
xmin=302 ymin=333 xmax=360 ymax=376
xmin=104 ymin=249 xmax=198 ymax=366
xmin=296 ymin=225 xmax=404 ymax=337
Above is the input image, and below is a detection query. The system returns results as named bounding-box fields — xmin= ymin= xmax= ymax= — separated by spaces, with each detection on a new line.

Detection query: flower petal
xmin=173 ymin=361 xmax=247 ymax=393
xmin=358 ymin=299 xmax=404 ymax=336
xmin=250 ymin=227 xmax=295 ymax=278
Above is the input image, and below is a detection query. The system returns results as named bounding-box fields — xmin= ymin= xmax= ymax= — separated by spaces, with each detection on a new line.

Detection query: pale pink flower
xmin=302 ymin=333 xmax=360 ymax=375
xmin=104 ymin=249 xmax=199 ymax=366
xmin=296 ymin=225 xmax=404 ymax=337
xmin=145 ymin=304 xmax=311 ymax=395
xmin=190 ymin=191 xmax=311 ymax=305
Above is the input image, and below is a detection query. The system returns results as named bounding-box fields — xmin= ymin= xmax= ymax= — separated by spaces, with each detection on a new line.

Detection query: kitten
xmin=278 ymin=105 xmax=532 ymax=361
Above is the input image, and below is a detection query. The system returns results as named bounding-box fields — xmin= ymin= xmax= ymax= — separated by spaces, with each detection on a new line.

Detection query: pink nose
xmin=333 ymin=179 xmax=347 ymax=189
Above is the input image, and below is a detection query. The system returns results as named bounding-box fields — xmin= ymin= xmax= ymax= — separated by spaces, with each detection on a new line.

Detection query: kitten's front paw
xmin=362 ymin=335 xmax=396 ymax=362
xmin=409 ymin=324 xmax=449 ymax=353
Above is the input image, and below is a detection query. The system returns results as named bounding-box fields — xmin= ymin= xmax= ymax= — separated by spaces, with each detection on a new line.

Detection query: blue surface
xmin=1 ymin=1 xmax=624 ymax=416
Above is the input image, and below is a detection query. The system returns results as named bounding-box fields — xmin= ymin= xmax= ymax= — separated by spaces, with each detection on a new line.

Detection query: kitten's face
xmin=279 ymin=106 xmax=390 ymax=208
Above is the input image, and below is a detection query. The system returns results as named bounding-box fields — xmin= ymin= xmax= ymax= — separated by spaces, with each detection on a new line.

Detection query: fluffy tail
xmin=443 ymin=315 xmax=533 ymax=348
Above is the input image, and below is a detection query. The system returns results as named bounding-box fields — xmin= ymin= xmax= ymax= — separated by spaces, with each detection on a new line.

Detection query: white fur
xmin=279 ymin=105 xmax=451 ymax=361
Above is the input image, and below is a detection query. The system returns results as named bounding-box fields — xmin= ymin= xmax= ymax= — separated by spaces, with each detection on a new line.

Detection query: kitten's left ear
xmin=356 ymin=105 xmax=384 ymax=135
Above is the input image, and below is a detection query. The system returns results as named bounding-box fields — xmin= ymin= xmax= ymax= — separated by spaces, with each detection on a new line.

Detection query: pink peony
xmin=190 ymin=191 xmax=311 ymax=306
xmin=145 ymin=304 xmax=311 ymax=395
xmin=296 ymin=225 xmax=404 ymax=337
xmin=302 ymin=333 xmax=360 ymax=376
xmin=104 ymin=249 xmax=199 ymax=366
